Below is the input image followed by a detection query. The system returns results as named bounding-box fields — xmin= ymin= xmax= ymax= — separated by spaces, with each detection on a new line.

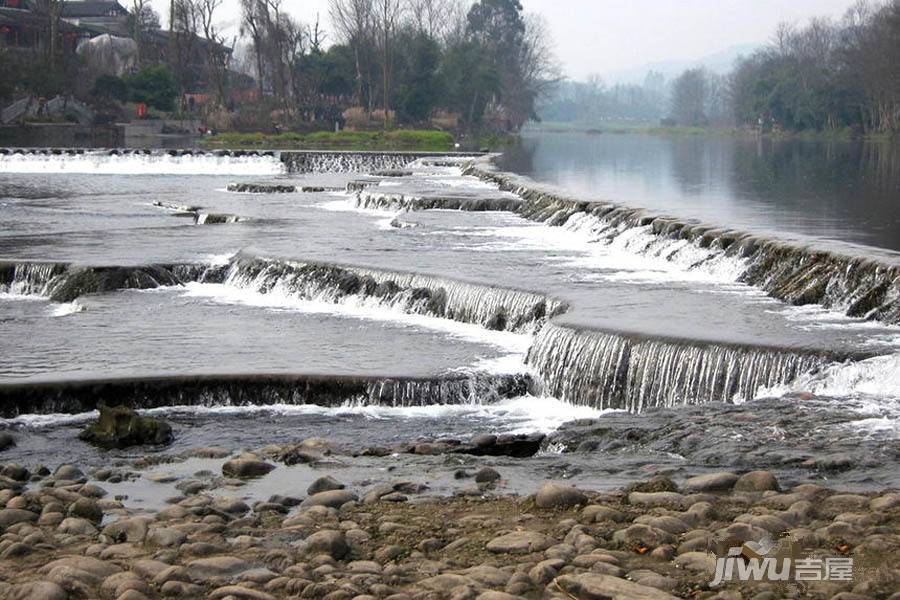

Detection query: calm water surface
xmin=497 ymin=132 xmax=900 ymax=252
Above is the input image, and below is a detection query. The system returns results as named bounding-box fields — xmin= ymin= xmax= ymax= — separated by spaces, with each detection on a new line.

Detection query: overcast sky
xmin=148 ymin=0 xmax=859 ymax=80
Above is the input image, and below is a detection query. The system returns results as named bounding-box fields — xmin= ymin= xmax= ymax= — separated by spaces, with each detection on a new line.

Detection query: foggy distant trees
xmin=542 ymin=0 xmax=899 ymax=136
xmin=670 ymin=68 xmax=706 ymax=126
xmin=668 ymin=68 xmax=729 ymax=127
xmin=539 ymin=72 xmax=667 ymax=124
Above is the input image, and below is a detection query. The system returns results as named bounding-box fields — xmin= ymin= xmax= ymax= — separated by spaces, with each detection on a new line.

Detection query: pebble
xmin=535 ymin=482 xmax=588 ymax=508
xmin=221 ymin=457 xmax=276 ymax=479
xmin=308 ymin=475 xmax=345 ymax=494
xmin=300 ymin=489 xmax=358 ymax=509
xmin=486 ymin=530 xmax=553 ymax=554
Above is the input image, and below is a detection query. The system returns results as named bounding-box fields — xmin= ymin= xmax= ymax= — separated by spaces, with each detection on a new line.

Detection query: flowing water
xmin=0 ymin=139 xmax=898 ymax=493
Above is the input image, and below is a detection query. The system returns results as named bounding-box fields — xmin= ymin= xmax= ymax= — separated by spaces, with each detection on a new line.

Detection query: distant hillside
xmin=598 ymin=43 xmax=759 ymax=85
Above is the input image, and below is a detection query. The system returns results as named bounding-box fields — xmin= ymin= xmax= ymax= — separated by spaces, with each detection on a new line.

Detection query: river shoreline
xmin=0 ymin=432 xmax=898 ymax=600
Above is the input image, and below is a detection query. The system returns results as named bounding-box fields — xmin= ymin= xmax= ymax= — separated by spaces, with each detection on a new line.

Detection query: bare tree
xmin=239 ymin=0 xmax=267 ymax=97
xmin=329 ymin=0 xmax=374 ymax=110
xmin=196 ymin=0 xmax=229 ymax=103
xmin=670 ymin=68 xmax=708 ymax=127
xmin=30 ymin=0 xmax=67 ymax=68
xmin=374 ymin=0 xmax=403 ymax=127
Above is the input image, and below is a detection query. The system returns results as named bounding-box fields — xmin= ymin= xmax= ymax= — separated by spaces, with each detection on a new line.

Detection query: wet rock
xmin=1 ymin=463 xmax=27 ymax=481
xmin=0 ymin=508 xmax=38 ymax=528
xmin=0 ymin=432 xmax=15 ymax=451
xmin=612 ymin=524 xmax=674 ymax=548
xmin=301 ymin=489 xmax=357 ymax=509
xmin=673 ymin=551 xmax=715 ymax=571
xmin=78 ymin=405 xmax=173 ymax=449
xmin=535 ymin=483 xmax=588 ymax=509
xmin=102 ymin=516 xmax=152 ymax=543
xmin=380 ymin=491 xmax=408 ymax=502
xmin=1 ymin=542 xmax=30 ymax=557
xmin=554 ymin=573 xmax=678 ymax=599
xmin=582 ymin=505 xmax=627 ymax=523
xmin=625 ymin=475 xmax=679 ymax=494
xmin=308 ymin=476 xmax=345 ymax=495
xmin=41 ymin=556 xmax=121 ymax=579
xmin=209 ymin=585 xmax=277 ymax=600
xmin=7 ymin=581 xmax=67 ymax=600
xmin=627 ymin=492 xmax=685 ymax=508
xmin=419 ymin=573 xmax=477 ymax=592
xmin=474 ymin=467 xmax=501 ymax=484
xmin=100 ymin=571 xmax=148 ymax=597
xmin=68 ymin=497 xmax=103 ymax=524
xmin=153 ymin=565 xmax=192 ymax=587
xmin=160 ymin=580 xmax=203 ymax=596
xmin=871 ymin=494 xmax=900 ymax=512
xmin=683 ymin=472 xmax=738 ymax=493
xmin=213 ymin=497 xmax=251 ymax=514
xmin=57 ymin=517 xmax=98 ymax=535
xmin=222 ymin=457 xmax=276 ymax=479
xmin=451 ymin=433 xmax=545 ymax=458
xmin=187 ymin=555 xmax=253 ymax=580
xmin=303 ymin=529 xmax=348 ymax=559
xmin=227 ymin=183 xmax=296 ymax=194
xmin=486 ymin=531 xmax=552 ymax=554
xmin=734 ymin=470 xmax=780 ymax=492
xmin=477 ymin=592 xmax=524 ymax=600
xmin=147 ymin=527 xmax=187 ymax=547
xmin=54 ymin=464 xmax=85 ymax=481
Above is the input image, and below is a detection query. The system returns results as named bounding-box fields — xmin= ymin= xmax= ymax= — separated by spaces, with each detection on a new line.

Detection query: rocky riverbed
xmin=1 ymin=431 xmax=898 ymax=600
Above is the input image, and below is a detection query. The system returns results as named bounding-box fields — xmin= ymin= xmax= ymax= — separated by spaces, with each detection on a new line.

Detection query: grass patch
xmin=201 ymin=129 xmax=455 ymax=151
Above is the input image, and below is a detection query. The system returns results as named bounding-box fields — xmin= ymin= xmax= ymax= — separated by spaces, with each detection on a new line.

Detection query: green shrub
xmin=91 ymin=75 xmax=129 ymax=104
xmin=126 ymin=65 xmax=177 ymax=112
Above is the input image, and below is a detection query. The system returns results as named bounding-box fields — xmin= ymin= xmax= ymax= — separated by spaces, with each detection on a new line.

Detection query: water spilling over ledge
xmin=1 ymin=149 xmax=893 ymax=415
xmin=0 ymin=148 xmax=482 ymax=175
xmin=222 ymin=254 xmax=567 ymax=333
xmin=352 ymin=190 xmax=523 ymax=212
xmin=0 ymin=254 xmax=870 ymax=413
xmin=463 ymin=158 xmax=900 ymax=326
xmin=0 ymin=261 xmax=214 ymax=302
xmin=527 ymin=322 xmax=860 ymax=411
xmin=0 ymin=373 xmax=530 ymax=418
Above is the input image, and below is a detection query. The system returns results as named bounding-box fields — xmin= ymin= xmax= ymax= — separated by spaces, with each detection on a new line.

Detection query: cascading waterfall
xmin=527 ymin=322 xmax=840 ymax=412
xmin=0 ymin=373 xmax=531 ymax=417
xmin=0 ymin=148 xmax=480 ymax=175
xmin=281 ymin=151 xmax=426 ymax=174
xmin=463 ymin=161 xmax=900 ymax=325
xmin=352 ymin=190 xmax=523 ymax=212
xmin=0 ymin=262 xmax=68 ymax=296
xmin=0 ymin=261 xmax=218 ymax=302
xmin=223 ymin=254 xmax=567 ymax=333
xmin=0 ymin=148 xmax=284 ymax=175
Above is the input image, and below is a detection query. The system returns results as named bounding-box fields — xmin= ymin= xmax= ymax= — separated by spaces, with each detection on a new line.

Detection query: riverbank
xmin=200 ymin=130 xmax=456 ymax=152
xmin=0 ymin=431 xmax=897 ymax=600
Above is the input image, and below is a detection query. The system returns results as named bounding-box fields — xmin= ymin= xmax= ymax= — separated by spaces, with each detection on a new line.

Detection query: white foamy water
xmin=178 ymin=282 xmax=530 ymax=356
xmin=50 ymin=300 xmax=83 ymax=317
xmin=758 ymin=352 xmax=900 ymax=400
xmin=0 ymin=395 xmax=607 ymax=435
xmin=0 ymin=152 xmax=285 ymax=176
xmin=147 ymin=394 xmax=609 ymax=434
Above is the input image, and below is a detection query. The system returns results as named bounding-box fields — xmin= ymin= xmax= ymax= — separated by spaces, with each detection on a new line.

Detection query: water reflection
xmin=497 ymin=132 xmax=900 ymax=252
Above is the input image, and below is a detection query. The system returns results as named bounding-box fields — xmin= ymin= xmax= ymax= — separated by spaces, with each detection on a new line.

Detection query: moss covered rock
xmin=78 ymin=405 xmax=173 ymax=449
